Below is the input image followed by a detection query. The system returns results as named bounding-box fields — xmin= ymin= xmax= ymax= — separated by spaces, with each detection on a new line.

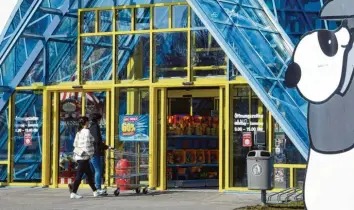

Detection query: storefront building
xmin=0 ymin=0 xmax=336 ymax=191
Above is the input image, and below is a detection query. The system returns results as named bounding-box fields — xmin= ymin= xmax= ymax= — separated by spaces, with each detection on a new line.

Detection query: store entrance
xmin=166 ymin=88 xmax=219 ymax=189
xmin=49 ymin=90 xmax=110 ymax=187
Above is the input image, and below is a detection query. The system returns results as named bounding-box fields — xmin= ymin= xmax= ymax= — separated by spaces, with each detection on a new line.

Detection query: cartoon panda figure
xmin=284 ymin=0 xmax=354 ymax=209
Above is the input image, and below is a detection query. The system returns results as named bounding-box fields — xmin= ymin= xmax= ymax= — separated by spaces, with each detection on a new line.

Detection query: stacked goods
xmin=167 ymin=115 xmax=219 ymax=136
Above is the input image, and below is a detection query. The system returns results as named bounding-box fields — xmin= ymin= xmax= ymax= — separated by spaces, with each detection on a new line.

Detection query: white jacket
xmin=73 ymin=128 xmax=95 ymax=161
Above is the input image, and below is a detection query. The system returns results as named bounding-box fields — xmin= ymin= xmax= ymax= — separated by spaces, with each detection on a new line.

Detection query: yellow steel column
xmin=229 ymin=86 xmax=234 ymax=188
xmin=52 ymin=92 xmax=59 ymax=188
xmin=7 ymin=96 xmax=14 ymax=184
xmin=110 ymin=87 xmax=116 ymax=186
xmin=268 ymin=112 xmax=273 ymax=153
xmin=168 ymin=6 xmax=172 ymax=29
xmin=187 ymin=6 xmax=191 ymax=82
xmin=224 ymin=85 xmax=230 ymax=189
xmin=105 ymin=91 xmax=111 ymax=186
xmin=112 ymin=8 xmax=117 ymax=84
xmin=159 ymin=88 xmax=167 ymax=190
xmin=81 ymin=92 xmax=86 ymax=116
xmin=149 ymin=6 xmax=154 ymax=83
xmin=77 ymin=10 xmax=82 ymax=85
xmin=95 ymin=10 xmax=99 ymax=33
xmin=218 ymin=87 xmax=224 ymax=191
xmin=149 ymin=86 xmax=157 ymax=188
xmin=42 ymin=89 xmax=51 ymax=186
xmin=290 ymin=167 xmax=294 ymax=188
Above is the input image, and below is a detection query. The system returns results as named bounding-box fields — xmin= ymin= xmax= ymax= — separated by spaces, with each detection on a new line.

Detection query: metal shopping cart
xmin=110 ymin=150 xmax=149 ymax=196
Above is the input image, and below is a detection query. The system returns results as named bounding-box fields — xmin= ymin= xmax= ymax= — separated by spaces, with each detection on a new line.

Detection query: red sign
xmin=24 ymin=132 xmax=32 ymax=146
xmin=242 ymin=132 xmax=252 ymax=147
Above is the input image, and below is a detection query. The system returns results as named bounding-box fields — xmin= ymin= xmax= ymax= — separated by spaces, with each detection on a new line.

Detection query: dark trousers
xmin=72 ymin=159 xmax=97 ymax=193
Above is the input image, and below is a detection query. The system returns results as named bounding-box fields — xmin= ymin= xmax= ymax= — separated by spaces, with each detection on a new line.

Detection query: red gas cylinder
xmin=115 ymin=159 xmax=130 ymax=191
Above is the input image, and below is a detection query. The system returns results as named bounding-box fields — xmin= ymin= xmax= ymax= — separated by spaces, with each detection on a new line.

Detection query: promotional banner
xmin=119 ymin=115 xmax=149 ymax=142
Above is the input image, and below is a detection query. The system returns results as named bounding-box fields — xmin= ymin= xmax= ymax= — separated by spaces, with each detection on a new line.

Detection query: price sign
xmin=119 ymin=115 xmax=149 ymax=142
xmin=242 ymin=132 xmax=252 ymax=147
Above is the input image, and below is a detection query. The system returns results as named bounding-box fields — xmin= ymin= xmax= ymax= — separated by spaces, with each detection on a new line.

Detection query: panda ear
xmin=335 ymin=27 xmax=350 ymax=46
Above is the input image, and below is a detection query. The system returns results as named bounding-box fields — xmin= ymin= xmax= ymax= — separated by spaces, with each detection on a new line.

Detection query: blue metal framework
xmin=187 ymin=0 xmax=309 ymax=158
xmin=0 ymin=0 xmax=334 ymax=180
xmin=264 ymin=0 xmax=340 ymax=44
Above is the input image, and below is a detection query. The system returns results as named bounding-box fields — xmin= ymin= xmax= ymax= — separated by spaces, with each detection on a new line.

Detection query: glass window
xmin=99 ymin=10 xmax=113 ymax=32
xmin=81 ymin=36 xmax=112 ymax=81
xmin=48 ymin=41 xmax=77 ymax=84
xmin=116 ymin=9 xmax=131 ymax=31
xmin=230 ymin=86 xmax=267 ymax=187
xmin=81 ymin=11 xmax=95 ymax=33
xmin=0 ymin=165 xmax=7 ymax=182
xmin=172 ymin=5 xmax=188 ymax=28
xmin=191 ymin=30 xmax=226 ymax=77
xmin=13 ymin=91 xmax=43 ymax=182
xmin=191 ymin=11 xmax=204 ymax=28
xmin=135 ymin=8 xmax=150 ymax=30
xmin=117 ymin=34 xmax=150 ymax=81
xmin=58 ymin=92 xmax=82 ymax=182
xmin=154 ymin=7 xmax=168 ymax=29
xmin=19 ymin=51 xmax=44 ymax=86
xmin=272 ymin=120 xmax=306 ymax=164
xmin=117 ymin=88 xmax=150 ymax=184
xmin=0 ymin=106 xmax=9 ymax=161
xmin=154 ymin=32 xmax=187 ymax=79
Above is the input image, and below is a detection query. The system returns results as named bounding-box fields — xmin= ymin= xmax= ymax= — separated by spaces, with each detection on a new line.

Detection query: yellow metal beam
xmin=219 ymin=87 xmax=224 ymax=191
xmin=7 ymin=95 xmax=14 ymax=184
xmin=105 ymin=91 xmax=111 ymax=186
xmin=110 ymin=87 xmax=117 ymax=186
xmin=78 ymin=3 xmax=188 ymax=13
xmin=224 ymin=84 xmax=230 ymax=189
xmin=274 ymin=164 xmax=306 ymax=169
xmin=52 ymin=92 xmax=59 ymax=188
xmin=268 ymin=112 xmax=273 ymax=153
xmin=229 ymin=86 xmax=234 ymax=187
xmin=159 ymin=88 xmax=167 ymax=190
xmin=149 ymin=6 xmax=154 ymax=83
xmin=42 ymin=89 xmax=51 ymax=186
xmin=148 ymin=87 xmax=157 ymax=188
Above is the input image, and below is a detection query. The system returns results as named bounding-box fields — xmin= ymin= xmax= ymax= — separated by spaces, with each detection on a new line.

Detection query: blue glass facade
xmin=0 ymin=0 xmax=333 ymax=187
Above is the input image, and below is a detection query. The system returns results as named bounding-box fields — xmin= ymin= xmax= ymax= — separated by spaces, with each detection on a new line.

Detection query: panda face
xmin=285 ymin=27 xmax=350 ymax=103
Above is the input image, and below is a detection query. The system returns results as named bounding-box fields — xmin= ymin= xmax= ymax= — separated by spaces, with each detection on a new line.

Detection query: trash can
xmin=247 ymin=150 xmax=273 ymax=190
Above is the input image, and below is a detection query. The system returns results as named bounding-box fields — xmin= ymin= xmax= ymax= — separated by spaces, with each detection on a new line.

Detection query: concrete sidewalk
xmin=0 ymin=187 xmax=261 ymax=210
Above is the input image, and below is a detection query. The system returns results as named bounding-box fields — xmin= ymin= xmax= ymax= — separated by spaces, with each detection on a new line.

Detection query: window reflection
xmin=155 ymin=32 xmax=187 ymax=79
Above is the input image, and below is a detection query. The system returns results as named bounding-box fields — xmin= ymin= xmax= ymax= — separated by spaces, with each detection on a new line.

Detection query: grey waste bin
xmin=247 ymin=150 xmax=273 ymax=190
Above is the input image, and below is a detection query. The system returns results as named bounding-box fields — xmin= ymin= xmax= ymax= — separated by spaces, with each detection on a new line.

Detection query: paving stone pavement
xmin=0 ymin=187 xmax=261 ymax=210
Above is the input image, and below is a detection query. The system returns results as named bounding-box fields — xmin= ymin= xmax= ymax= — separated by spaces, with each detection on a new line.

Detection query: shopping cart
xmin=110 ymin=150 xmax=149 ymax=196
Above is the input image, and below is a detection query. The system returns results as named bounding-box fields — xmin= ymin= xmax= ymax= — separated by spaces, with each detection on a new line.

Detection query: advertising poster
xmin=119 ymin=115 xmax=149 ymax=142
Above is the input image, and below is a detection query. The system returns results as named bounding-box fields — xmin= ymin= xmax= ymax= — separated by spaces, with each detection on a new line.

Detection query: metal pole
xmin=261 ymin=190 xmax=267 ymax=205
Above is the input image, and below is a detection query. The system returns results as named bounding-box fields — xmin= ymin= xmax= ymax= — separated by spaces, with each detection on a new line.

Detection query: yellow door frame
xmin=156 ymin=86 xmax=227 ymax=191
xmin=49 ymin=89 xmax=111 ymax=188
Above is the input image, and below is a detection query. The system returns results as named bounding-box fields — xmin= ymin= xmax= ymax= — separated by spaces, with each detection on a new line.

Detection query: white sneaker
xmin=93 ymin=191 xmax=103 ymax=197
xmin=70 ymin=193 xmax=83 ymax=199
xmin=98 ymin=189 xmax=107 ymax=195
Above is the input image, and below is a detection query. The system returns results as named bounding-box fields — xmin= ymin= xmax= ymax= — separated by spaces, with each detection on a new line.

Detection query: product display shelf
xmin=166 ymin=134 xmax=219 ymax=188
xmin=167 ymin=135 xmax=218 ymax=139
xmin=167 ymin=164 xmax=218 ymax=167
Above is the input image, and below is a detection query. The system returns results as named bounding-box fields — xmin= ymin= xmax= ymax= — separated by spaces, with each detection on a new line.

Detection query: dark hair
xmin=90 ymin=113 xmax=102 ymax=123
xmin=78 ymin=116 xmax=89 ymax=130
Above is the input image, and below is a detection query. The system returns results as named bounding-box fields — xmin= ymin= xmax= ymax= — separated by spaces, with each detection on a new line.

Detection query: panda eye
xmin=317 ymin=30 xmax=338 ymax=57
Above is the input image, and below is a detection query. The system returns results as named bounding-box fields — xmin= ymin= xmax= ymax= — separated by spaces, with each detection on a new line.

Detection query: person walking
xmin=69 ymin=116 xmax=100 ymax=199
xmin=89 ymin=113 xmax=113 ymax=194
